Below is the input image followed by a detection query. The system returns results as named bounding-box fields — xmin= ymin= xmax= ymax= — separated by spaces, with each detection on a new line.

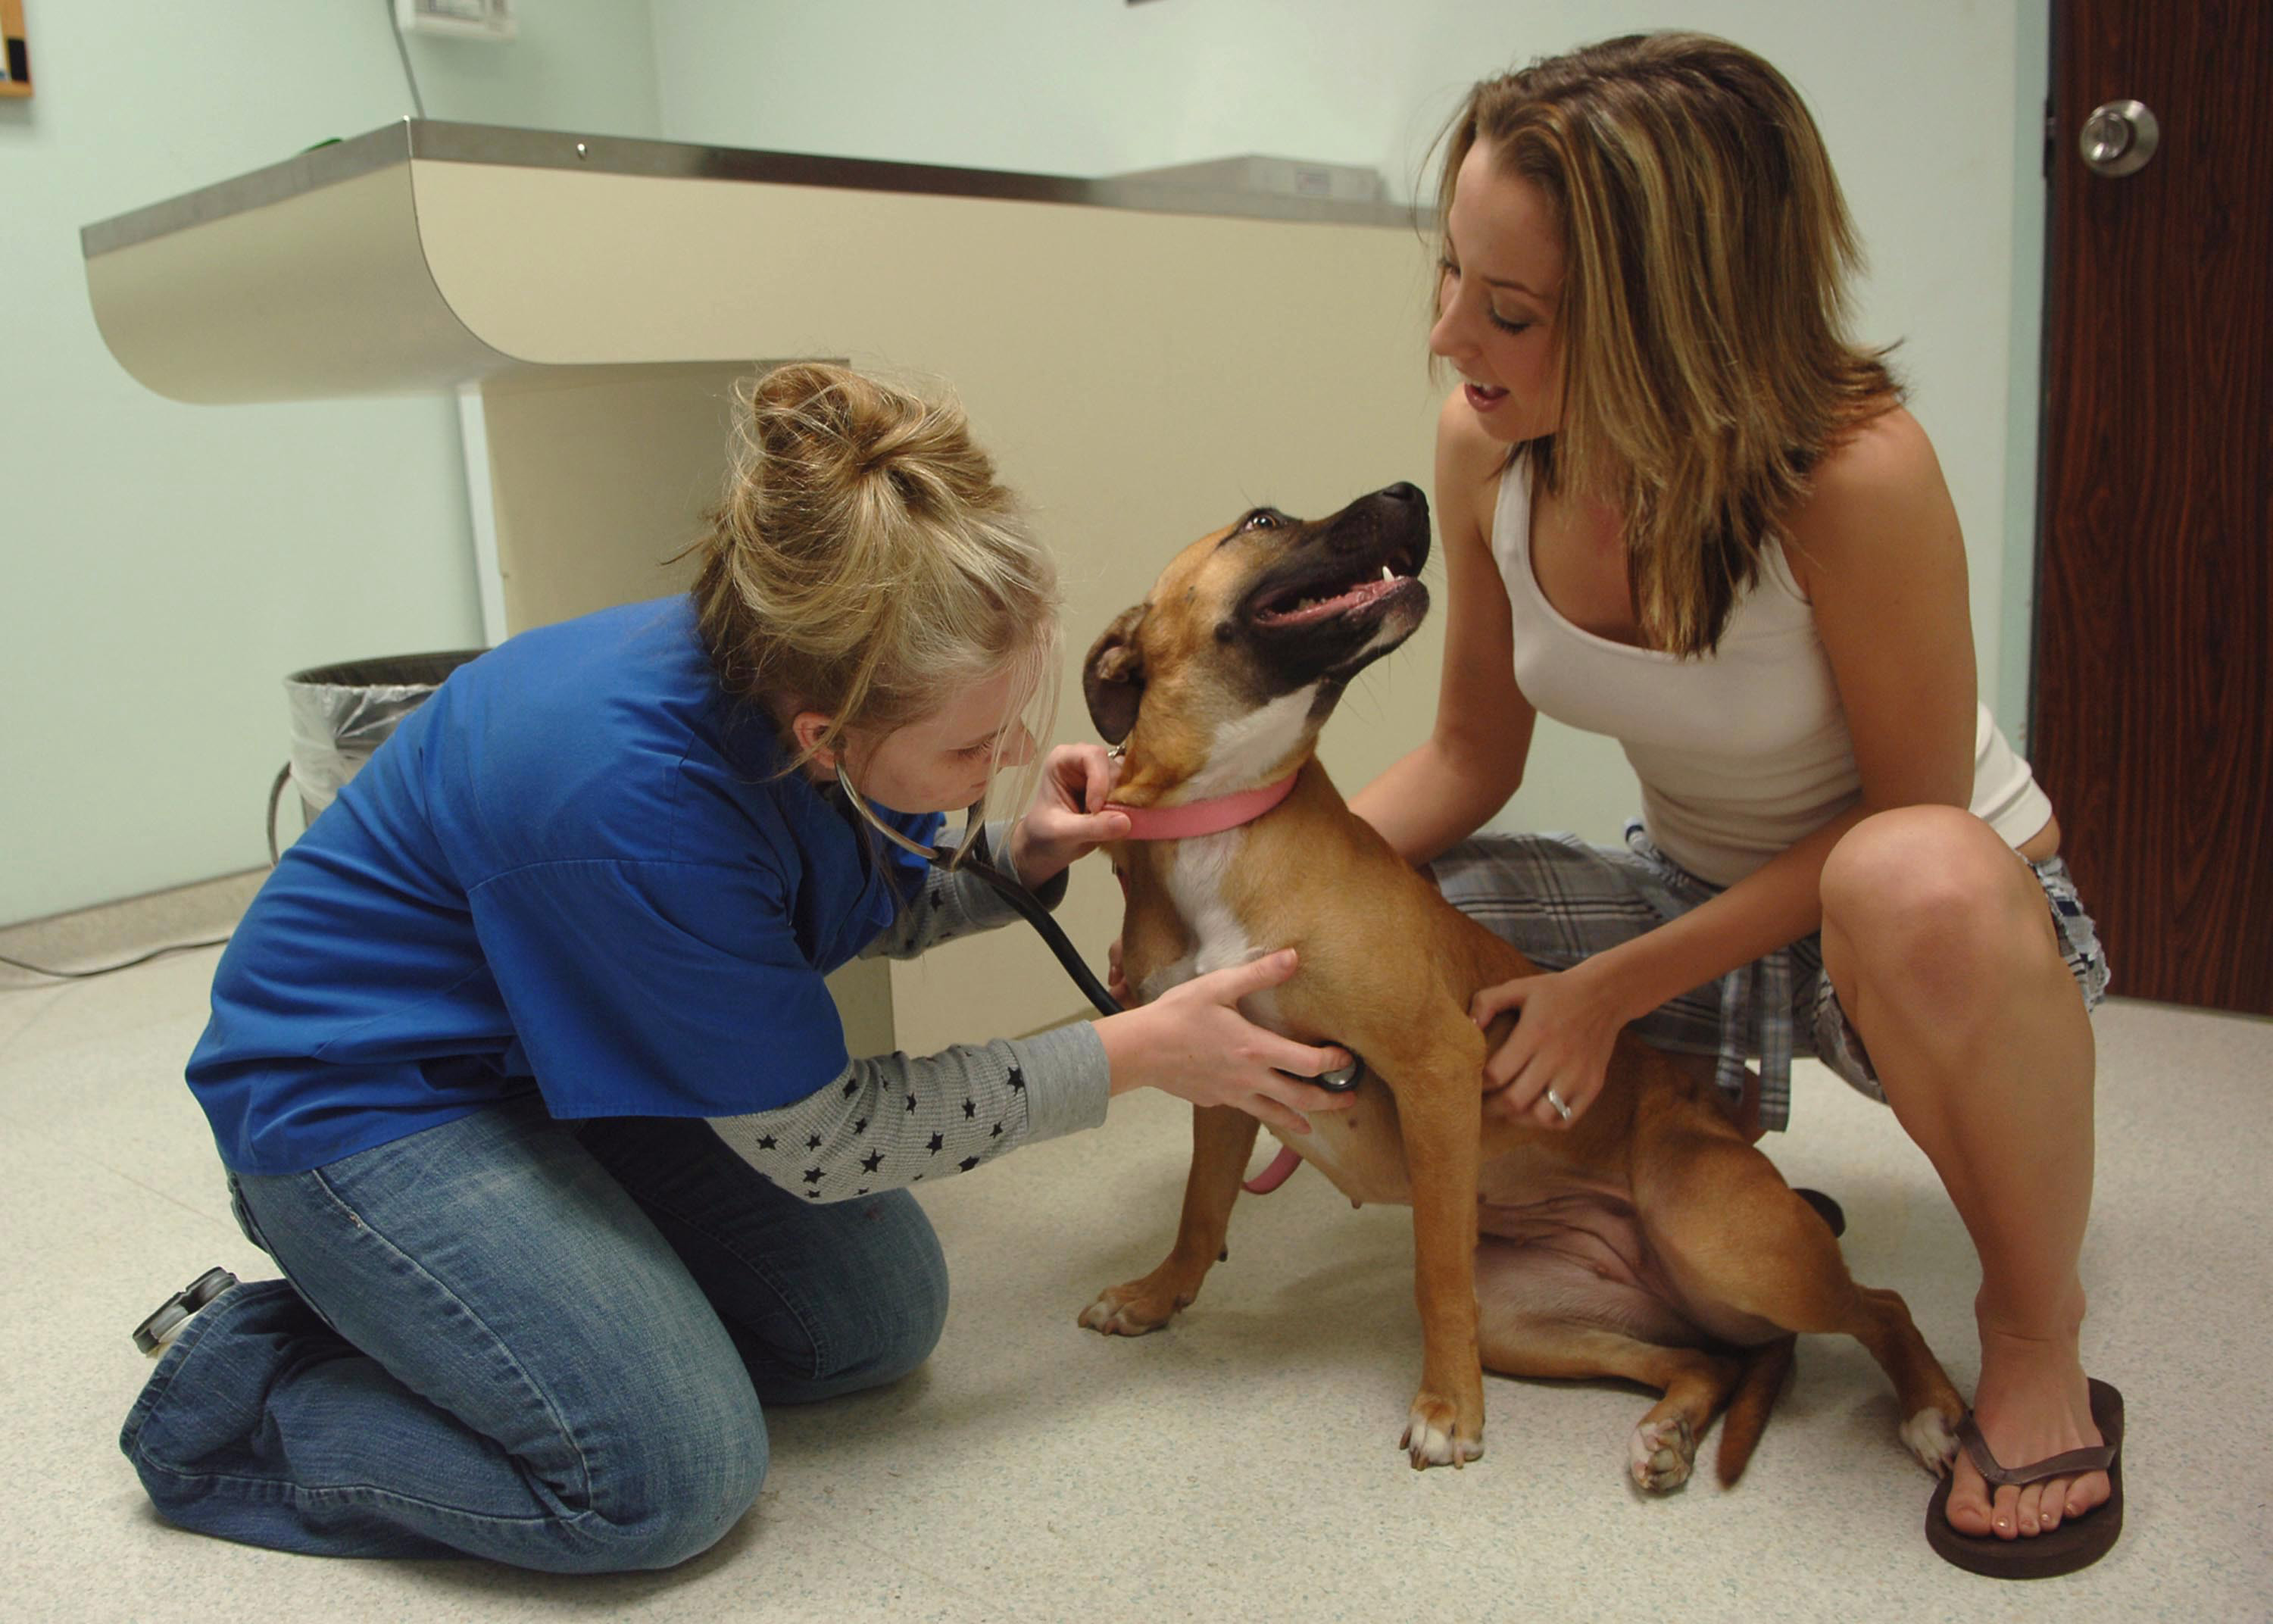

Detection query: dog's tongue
xmin=1243 ymin=1143 xmax=1304 ymax=1195
xmin=1255 ymin=575 xmax=1400 ymax=627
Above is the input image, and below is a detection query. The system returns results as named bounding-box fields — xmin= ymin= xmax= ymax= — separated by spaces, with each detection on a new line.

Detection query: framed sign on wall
xmin=2 ymin=0 xmax=30 ymax=99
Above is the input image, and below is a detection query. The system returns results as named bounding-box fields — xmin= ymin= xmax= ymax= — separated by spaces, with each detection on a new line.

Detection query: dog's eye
xmin=1241 ymin=509 xmax=1281 ymax=532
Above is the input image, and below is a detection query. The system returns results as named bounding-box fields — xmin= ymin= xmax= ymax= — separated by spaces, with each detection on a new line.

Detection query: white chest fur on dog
xmin=1182 ymin=682 xmax=1318 ymax=799
xmin=1139 ymin=816 xmax=1391 ymax=1195
xmin=1133 ymin=685 xmax=1319 ymax=1019
xmin=1137 ymin=828 xmax=1270 ymax=1006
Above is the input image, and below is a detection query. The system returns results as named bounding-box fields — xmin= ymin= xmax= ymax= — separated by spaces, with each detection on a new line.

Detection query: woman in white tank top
xmin=1349 ymin=33 xmax=2116 ymax=1573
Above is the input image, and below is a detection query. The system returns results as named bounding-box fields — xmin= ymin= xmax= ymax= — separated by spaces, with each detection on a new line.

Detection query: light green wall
xmin=4 ymin=2 xmax=2050 ymax=924
xmin=651 ymin=0 xmax=2048 ymax=842
xmin=0 ymin=2 xmax=659 ymax=926
xmin=398 ymin=1 xmax=661 ymax=135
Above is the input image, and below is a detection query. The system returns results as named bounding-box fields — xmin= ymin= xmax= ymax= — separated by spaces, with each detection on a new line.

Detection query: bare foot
xmin=1944 ymin=1324 xmax=2112 ymax=1538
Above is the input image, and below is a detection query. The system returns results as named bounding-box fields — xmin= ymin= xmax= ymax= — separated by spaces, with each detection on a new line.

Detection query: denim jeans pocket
xmin=226 ymin=1170 xmax=354 ymax=1340
xmin=225 ymin=1173 xmax=271 ymax=1257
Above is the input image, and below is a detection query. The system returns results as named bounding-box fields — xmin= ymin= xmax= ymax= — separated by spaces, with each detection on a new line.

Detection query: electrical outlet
xmin=395 ymin=0 xmax=516 ymax=42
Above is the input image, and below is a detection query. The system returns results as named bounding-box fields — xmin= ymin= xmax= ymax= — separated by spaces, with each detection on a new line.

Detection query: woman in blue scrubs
xmin=119 ymin=363 xmax=1353 ymax=1570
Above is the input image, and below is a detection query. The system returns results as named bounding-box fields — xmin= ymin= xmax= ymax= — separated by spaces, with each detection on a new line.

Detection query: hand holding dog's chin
xmin=1007 ymin=745 xmax=1129 ymax=888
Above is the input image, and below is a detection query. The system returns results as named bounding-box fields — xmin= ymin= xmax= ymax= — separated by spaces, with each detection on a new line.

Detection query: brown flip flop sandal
xmin=1925 ymin=1378 xmax=2124 ymax=1579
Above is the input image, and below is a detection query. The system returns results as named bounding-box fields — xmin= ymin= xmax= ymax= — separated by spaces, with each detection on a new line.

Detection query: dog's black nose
xmin=1380 ymin=482 xmax=1423 ymax=504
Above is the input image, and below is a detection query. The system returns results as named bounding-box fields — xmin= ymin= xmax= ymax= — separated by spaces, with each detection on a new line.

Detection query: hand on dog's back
xmin=1096 ymin=950 xmax=1357 ymax=1136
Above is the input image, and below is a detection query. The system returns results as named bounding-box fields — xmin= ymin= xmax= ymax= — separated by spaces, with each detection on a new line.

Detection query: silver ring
xmin=1544 ymin=1088 xmax=1572 ymax=1123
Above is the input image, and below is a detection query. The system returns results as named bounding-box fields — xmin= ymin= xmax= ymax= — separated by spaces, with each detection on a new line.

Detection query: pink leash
xmin=1243 ymin=1144 xmax=1305 ymax=1195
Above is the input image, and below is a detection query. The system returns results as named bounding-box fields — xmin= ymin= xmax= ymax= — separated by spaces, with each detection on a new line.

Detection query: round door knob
xmin=2080 ymin=100 xmax=2159 ymax=177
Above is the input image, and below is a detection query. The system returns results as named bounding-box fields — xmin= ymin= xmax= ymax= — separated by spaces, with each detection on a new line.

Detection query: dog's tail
xmin=1715 ymin=1334 xmax=1796 ymax=1486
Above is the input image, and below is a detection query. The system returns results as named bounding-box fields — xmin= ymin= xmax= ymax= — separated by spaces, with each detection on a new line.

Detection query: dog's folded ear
xmin=1083 ymin=604 xmax=1148 ymax=745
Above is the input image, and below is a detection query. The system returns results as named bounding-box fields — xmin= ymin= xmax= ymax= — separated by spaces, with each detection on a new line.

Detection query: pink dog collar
xmin=1107 ymin=773 xmax=1297 ymax=841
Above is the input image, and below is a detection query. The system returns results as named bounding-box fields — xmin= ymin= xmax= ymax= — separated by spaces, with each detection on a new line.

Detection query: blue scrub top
xmin=189 ymin=597 xmax=940 ymax=1176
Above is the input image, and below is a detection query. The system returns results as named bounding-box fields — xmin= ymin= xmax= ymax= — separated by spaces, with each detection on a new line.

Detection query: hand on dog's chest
xmin=1135 ymin=829 xmax=1277 ymax=1001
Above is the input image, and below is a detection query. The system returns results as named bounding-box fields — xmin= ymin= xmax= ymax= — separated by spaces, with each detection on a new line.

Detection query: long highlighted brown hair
xmin=1438 ymin=33 xmax=1901 ymax=656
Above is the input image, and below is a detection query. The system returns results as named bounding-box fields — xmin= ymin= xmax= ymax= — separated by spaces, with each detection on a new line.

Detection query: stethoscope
xmin=834 ymin=761 xmax=1364 ymax=1091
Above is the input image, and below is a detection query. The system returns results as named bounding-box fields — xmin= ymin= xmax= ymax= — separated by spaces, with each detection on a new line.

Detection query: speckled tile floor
xmin=4 ymin=939 xmax=2268 ymax=1623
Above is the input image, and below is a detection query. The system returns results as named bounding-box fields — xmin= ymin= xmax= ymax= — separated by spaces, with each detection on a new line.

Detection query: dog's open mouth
xmin=1248 ymin=549 xmax=1422 ymax=629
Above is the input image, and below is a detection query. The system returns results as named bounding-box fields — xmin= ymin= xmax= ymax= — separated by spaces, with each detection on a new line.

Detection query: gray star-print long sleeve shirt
xmin=706 ymin=826 xmax=1113 ymax=1201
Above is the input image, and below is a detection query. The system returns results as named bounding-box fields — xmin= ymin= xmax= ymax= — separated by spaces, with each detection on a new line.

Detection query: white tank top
xmin=1491 ymin=459 xmax=2052 ymax=885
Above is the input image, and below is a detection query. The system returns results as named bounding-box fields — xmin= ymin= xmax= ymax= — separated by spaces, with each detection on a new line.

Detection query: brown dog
xmin=1077 ymin=482 xmax=1965 ymax=1487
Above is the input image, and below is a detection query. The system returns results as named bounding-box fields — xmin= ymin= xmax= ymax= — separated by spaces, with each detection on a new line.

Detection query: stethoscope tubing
xmin=833 ymin=763 xmax=1363 ymax=1092
xmin=835 ymin=764 xmax=1124 ymax=1019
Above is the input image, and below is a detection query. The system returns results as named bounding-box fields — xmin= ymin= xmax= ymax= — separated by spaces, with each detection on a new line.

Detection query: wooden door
xmin=2031 ymin=0 xmax=2273 ymax=1015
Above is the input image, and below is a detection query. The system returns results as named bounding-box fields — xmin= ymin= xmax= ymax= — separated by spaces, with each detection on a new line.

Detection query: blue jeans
xmin=120 ymin=1095 xmax=948 ymax=1569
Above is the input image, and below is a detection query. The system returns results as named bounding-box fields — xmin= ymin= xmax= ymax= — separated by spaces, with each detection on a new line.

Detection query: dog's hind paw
xmin=1900 ymin=1404 xmax=1962 ymax=1476
xmin=1628 ymin=1413 xmax=1696 ymax=1492
xmin=1077 ymin=1279 xmax=1189 ymax=1337
xmin=1400 ymin=1395 xmax=1485 ymax=1469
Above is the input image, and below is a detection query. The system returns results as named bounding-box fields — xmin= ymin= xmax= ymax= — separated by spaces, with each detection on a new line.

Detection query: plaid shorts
xmin=1428 ymin=822 xmax=2111 ymax=1133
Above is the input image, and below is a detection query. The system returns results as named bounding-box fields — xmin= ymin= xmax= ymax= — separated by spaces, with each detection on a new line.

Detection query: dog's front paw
xmin=1900 ymin=1402 xmax=1962 ymax=1476
xmin=1399 ymin=1393 xmax=1485 ymax=1469
xmin=1628 ymin=1413 xmax=1695 ymax=1491
xmin=1077 ymin=1274 xmax=1191 ymax=1337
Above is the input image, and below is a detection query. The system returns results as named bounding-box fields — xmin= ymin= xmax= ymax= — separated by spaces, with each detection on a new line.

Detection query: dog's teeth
xmin=1380 ymin=565 xmax=1394 ymax=582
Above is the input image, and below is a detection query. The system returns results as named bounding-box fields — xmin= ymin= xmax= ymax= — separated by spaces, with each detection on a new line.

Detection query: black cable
xmin=0 ymin=938 xmax=231 ymax=981
xmin=0 ymin=764 xmax=282 ymax=983
xmin=267 ymin=763 xmax=294 ymax=867
xmin=385 ymin=0 xmax=428 ymax=119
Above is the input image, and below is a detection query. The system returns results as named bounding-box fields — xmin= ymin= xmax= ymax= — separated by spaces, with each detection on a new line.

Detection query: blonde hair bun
xmin=692 ymin=363 xmax=1060 ymax=802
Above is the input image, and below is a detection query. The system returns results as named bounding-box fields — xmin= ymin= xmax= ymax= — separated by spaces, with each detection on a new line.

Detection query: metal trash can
xmin=268 ymin=651 xmax=486 ymax=860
